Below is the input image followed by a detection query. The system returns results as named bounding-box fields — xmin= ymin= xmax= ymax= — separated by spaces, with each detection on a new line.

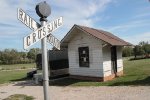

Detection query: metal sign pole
xmin=36 ymin=2 xmax=51 ymax=100
xmin=41 ymin=19 xmax=49 ymax=100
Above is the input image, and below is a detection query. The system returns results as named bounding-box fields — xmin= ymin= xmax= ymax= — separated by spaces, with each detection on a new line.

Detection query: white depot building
xmin=60 ymin=24 xmax=131 ymax=81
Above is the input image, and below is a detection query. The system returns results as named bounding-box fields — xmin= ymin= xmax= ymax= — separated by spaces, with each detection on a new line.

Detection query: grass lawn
xmin=0 ymin=70 xmax=30 ymax=84
xmin=0 ymin=63 xmax=36 ymax=70
xmin=50 ymin=58 xmax=150 ymax=86
xmin=0 ymin=63 xmax=35 ymax=84
xmin=0 ymin=59 xmax=150 ymax=86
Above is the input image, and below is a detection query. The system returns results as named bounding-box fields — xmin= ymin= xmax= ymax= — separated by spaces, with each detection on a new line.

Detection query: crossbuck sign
xmin=17 ymin=8 xmax=63 ymax=50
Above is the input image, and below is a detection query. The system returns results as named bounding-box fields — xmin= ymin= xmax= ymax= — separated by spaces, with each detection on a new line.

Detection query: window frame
xmin=78 ymin=46 xmax=90 ymax=67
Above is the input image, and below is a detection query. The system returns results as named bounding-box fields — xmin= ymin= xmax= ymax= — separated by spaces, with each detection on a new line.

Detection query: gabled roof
xmin=61 ymin=24 xmax=132 ymax=46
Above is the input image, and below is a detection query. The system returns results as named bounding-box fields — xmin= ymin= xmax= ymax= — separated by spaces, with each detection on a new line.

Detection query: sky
xmin=0 ymin=0 xmax=150 ymax=51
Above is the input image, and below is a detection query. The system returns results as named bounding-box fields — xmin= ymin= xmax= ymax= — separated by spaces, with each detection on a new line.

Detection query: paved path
xmin=0 ymin=81 xmax=150 ymax=100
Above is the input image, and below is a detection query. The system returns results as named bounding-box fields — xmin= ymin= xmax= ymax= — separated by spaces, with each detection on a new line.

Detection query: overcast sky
xmin=0 ymin=0 xmax=150 ymax=51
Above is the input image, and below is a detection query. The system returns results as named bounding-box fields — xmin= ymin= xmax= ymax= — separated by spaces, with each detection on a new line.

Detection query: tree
xmin=10 ymin=49 xmax=20 ymax=63
xmin=138 ymin=41 xmax=150 ymax=57
xmin=19 ymin=52 xmax=27 ymax=60
xmin=0 ymin=49 xmax=38 ymax=65
xmin=139 ymin=41 xmax=148 ymax=46
xmin=0 ymin=49 xmax=19 ymax=64
xmin=142 ymin=44 xmax=150 ymax=57
xmin=27 ymin=48 xmax=41 ymax=61
xmin=133 ymin=45 xmax=145 ymax=58
xmin=122 ymin=46 xmax=133 ymax=57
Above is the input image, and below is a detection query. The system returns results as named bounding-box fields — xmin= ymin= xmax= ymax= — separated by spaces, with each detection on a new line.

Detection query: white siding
xmin=103 ymin=46 xmax=123 ymax=76
xmin=117 ymin=46 xmax=123 ymax=72
xmin=102 ymin=45 xmax=112 ymax=77
xmin=68 ymin=32 xmax=104 ymax=77
xmin=68 ymin=31 xmax=124 ymax=77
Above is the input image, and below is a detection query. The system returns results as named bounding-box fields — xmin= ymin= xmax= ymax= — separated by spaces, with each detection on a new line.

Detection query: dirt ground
xmin=0 ymin=81 xmax=150 ymax=100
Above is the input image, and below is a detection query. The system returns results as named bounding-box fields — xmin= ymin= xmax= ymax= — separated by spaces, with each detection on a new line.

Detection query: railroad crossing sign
xmin=17 ymin=8 xmax=40 ymax=31
xmin=17 ymin=8 xmax=62 ymax=50
xmin=18 ymin=2 xmax=61 ymax=100
xmin=23 ymin=17 xmax=62 ymax=50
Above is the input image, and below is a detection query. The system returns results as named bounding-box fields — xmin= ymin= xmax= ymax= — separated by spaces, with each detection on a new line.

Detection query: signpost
xmin=17 ymin=1 xmax=63 ymax=100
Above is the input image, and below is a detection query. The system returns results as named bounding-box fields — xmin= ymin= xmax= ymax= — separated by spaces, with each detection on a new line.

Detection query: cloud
xmin=134 ymin=13 xmax=150 ymax=19
xmin=0 ymin=1 xmax=15 ymax=21
xmin=0 ymin=0 xmax=114 ymax=37
xmin=104 ymin=19 xmax=150 ymax=45
xmin=123 ymin=32 xmax=150 ymax=45
xmin=0 ymin=23 xmax=16 ymax=27
xmin=0 ymin=0 xmax=37 ymax=39
xmin=106 ymin=19 xmax=150 ymax=33
xmin=0 ymin=0 xmax=115 ymax=50
xmin=49 ymin=0 xmax=114 ymax=27
xmin=45 ymin=0 xmax=115 ymax=40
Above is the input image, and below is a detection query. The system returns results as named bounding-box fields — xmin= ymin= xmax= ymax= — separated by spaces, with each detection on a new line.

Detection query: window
xmin=78 ymin=47 xmax=89 ymax=67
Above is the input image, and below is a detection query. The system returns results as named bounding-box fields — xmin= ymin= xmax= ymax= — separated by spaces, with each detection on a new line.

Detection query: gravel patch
xmin=0 ymin=81 xmax=150 ymax=100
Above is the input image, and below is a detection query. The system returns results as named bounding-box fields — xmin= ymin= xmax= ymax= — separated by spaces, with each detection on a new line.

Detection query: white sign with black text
xmin=47 ymin=33 xmax=60 ymax=50
xmin=23 ymin=17 xmax=62 ymax=50
xmin=17 ymin=8 xmax=40 ymax=31
xmin=17 ymin=8 xmax=62 ymax=50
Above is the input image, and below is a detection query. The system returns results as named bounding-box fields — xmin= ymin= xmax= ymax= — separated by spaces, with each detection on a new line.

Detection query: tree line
xmin=123 ymin=41 xmax=150 ymax=59
xmin=0 ymin=48 xmax=41 ymax=65
xmin=0 ymin=41 xmax=149 ymax=64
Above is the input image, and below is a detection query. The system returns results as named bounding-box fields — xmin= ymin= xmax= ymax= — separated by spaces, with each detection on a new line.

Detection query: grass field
xmin=0 ymin=70 xmax=30 ymax=84
xmin=0 ymin=63 xmax=36 ymax=70
xmin=0 ymin=63 xmax=35 ymax=84
xmin=51 ymin=58 xmax=150 ymax=86
xmin=0 ymin=59 xmax=150 ymax=86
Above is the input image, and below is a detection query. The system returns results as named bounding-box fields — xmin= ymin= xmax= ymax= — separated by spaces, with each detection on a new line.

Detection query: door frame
xmin=111 ymin=46 xmax=117 ymax=74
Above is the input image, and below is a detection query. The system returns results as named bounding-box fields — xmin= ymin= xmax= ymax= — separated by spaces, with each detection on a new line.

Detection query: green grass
xmin=3 ymin=94 xmax=34 ymax=100
xmin=0 ymin=63 xmax=35 ymax=84
xmin=50 ymin=59 xmax=150 ymax=86
xmin=0 ymin=59 xmax=150 ymax=86
xmin=0 ymin=63 xmax=36 ymax=70
xmin=0 ymin=70 xmax=30 ymax=84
